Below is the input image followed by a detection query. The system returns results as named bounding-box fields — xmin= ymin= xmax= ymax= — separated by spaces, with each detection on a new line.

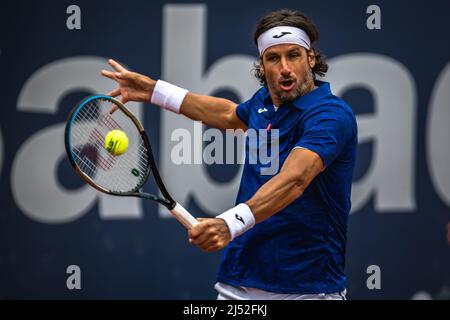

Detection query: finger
xmin=205 ymin=244 xmax=222 ymax=253
xmin=189 ymin=221 xmax=209 ymax=239
xmin=190 ymin=219 xmax=224 ymax=244
xmin=190 ymin=231 xmax=208 ymax=245
xmin=189 ymin=228 xmax=200 ymax=240
xmin=201 ymin=239 xmax=223 ymax=253
xmin=106 ymin=88 xmax=120 ymax=97
xmin=108 ymin=59 xmax=127 ymax=72
xmin=196 ymin=238 xmax=216 ymax=251
xmin=101 ymin=70 xmax=118 ymax=80
xmin=193 ymin=232 xmax=218 ymax=247
xmin=109 ymin=104 xmax=119 ymax=114
xmin=119 ymin=96 xmax=128 ymax=105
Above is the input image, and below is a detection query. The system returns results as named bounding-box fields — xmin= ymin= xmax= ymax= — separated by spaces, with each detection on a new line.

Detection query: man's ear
xmin=259 ymin=59 xmax=265 ymax=76
xmin=308 ymin=49 xmax=316 ymax=69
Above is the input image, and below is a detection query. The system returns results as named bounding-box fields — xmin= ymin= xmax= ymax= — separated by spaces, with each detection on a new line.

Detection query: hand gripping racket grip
xmin=170 ymin=202 xmax=199 ymax=229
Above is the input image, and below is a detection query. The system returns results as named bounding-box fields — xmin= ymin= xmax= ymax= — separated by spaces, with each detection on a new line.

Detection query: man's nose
xmin=280 ymin=57 xmax=291 ymax=76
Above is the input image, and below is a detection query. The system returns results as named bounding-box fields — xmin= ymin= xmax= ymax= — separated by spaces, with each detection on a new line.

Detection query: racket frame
xmin=64 ymin=95 xmax=175 ymax=210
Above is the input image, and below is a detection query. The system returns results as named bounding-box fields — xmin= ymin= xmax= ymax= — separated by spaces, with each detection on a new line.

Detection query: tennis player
xmin=101 ymin=9 xmax=357 ymax=300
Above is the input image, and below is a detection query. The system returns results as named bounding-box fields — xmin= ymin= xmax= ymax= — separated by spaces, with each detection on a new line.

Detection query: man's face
xmin=261 ymin=44 xmax=316 ymax=106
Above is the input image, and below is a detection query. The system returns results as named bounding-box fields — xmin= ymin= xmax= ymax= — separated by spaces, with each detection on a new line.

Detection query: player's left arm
xmin=245 ymin=147 xmax=324 ymax=223
xmin=188 ymin=147 xmax=324 ymax=252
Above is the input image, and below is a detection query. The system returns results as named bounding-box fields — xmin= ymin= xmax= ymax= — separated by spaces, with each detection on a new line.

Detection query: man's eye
xmin=289 ymin=52 xmax=300 ymax=59
xmin=267 ymin=56 xmax=278 ymax=62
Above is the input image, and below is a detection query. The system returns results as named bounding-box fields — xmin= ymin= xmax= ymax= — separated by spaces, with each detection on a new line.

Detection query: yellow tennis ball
xmin=105 ymin=130 xmax=128 ymax=156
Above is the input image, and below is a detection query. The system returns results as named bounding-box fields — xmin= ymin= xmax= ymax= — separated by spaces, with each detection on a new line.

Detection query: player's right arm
xmin=101 ymin=59 xmax=246 ymax=131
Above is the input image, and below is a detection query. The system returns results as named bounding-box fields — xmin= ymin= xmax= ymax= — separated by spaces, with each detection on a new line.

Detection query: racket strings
xmin=73 ymin=107 xmax=148 ymax=191
xmin=73 ymin=103 xmax=118 ymax=172
xmin=70 ymin=98 xmax=149 ymax=193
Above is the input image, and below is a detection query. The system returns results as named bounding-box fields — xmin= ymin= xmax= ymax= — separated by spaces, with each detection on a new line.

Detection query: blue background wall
xmin=1 ymin=0 xmax=449 ymax=299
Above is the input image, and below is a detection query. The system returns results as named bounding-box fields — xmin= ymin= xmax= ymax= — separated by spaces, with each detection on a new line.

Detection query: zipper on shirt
xmin=266 ymin=123 xmax=272 ymax=157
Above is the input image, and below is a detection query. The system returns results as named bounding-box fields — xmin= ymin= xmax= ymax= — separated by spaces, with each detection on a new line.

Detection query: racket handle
xmin=170 ymin=202 xmax=199 ymax=229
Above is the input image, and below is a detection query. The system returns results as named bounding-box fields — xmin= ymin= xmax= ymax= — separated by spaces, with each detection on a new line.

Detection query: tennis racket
xmin=64 ymin=95 xmax=198 ymax=229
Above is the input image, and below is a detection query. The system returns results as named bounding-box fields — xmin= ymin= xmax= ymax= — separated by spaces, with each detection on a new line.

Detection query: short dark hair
xmin=253 ymin=9 xmax=328 ymax=86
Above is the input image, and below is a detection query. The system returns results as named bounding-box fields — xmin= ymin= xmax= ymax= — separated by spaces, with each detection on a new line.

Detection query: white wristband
xmin=217 ymin=203 xmax=255 ymax=241
xmin=150 ymin=80 xmax=189 ymax=114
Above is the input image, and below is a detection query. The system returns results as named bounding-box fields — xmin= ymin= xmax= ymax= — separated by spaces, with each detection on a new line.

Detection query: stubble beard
xmin=278 ymin=67 xmax=315 ymax=103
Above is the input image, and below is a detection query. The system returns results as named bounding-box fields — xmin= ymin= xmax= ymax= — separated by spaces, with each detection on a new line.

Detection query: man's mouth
xmin=279 ymin=79 xmax=295 ymax=91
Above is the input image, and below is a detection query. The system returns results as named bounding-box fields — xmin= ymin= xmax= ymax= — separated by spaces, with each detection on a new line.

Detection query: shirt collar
xmin=292 ymin=80 xmax=332 ymax=110
xmin=262 ymin=80 xmax=332 ymax=110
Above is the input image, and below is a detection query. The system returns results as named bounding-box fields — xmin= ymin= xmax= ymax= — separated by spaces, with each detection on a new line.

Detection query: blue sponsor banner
xmin=0 ymin=0 xmax=449 ymax=299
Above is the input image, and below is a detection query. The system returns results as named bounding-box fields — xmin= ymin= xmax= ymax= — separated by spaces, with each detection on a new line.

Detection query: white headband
xmin=257 ymin=26 xmax=311 ymax=56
